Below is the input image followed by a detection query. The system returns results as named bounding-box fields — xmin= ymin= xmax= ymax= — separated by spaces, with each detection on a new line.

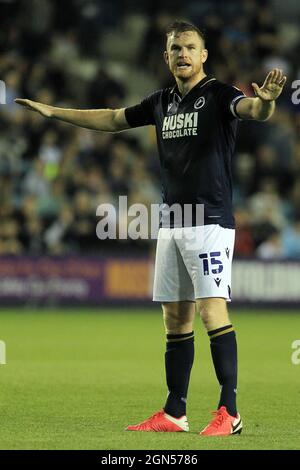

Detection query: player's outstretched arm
xmin=14 ymin=99 xmax=130 ymax=133
xmin=236 ymin=68 xmax=287 ymax=121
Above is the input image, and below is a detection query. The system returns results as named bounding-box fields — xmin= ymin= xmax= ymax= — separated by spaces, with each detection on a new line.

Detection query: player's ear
xmin=201 ymin=49 xmax=208 ymax=64
xmin=164 ymin=50 xmax=169 ymax=65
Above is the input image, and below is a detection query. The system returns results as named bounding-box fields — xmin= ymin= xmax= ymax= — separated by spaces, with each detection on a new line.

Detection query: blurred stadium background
xmin=0 ymin=0 xmax=300 ymax=450
xmin=0 ymin=0 xmax=300 ymax=306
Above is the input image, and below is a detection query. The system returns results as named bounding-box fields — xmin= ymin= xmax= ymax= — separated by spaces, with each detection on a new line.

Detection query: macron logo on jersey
xmin=162 ymin=112 xmax=198 ymax=140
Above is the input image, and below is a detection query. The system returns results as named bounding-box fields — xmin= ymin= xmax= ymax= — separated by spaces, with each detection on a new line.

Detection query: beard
xmin=172 ymin=64 xmax=201 ymax=81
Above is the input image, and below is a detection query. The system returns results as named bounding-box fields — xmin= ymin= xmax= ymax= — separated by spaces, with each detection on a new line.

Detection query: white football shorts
xmin=153 ymin=224 xmax=235 ymax=302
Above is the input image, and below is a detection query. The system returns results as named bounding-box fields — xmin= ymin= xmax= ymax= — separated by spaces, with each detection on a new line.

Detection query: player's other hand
xmin=252 ymin=69 xmax=287 ymax=101
xmin=14 ymin=99 xmax=53 ymax=118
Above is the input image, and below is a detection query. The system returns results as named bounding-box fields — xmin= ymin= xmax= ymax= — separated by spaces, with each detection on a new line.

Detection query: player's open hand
xmin=252 ymin=69 xmax=287 ymax=101
xmin=14 ymin=99 xmax=53 ymax=118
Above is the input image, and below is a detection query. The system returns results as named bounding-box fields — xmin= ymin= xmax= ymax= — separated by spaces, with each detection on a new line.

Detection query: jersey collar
xmin=171 ymin=75 xmax=216 ymax=99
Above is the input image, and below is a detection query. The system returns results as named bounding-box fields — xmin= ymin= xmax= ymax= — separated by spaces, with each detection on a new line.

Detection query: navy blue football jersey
xmin=125 ymin=76 xmax=246 ymax=228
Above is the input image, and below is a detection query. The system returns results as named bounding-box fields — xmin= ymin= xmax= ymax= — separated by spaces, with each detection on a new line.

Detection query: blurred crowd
xmin=0 ymin=0 xmax=300 ymax=258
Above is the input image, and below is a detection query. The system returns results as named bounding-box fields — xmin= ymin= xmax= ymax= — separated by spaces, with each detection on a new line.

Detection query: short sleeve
xmin=217 ymin=85 xmax=246 ymax=120
xmin=125 ymin=91 xmax=160 ymax=128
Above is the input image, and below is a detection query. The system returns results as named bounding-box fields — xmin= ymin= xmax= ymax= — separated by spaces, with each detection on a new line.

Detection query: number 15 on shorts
xmin=199 ymin=252 xmax=223 ymax=276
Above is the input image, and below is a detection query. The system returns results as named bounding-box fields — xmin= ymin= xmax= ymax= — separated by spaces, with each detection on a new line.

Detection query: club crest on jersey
xmin=194 ymin=96 xmax=205 ymax=110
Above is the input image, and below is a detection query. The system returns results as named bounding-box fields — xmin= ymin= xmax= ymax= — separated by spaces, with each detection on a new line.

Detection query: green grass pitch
xmin=0 ymin=308 xmax=299 ymax=450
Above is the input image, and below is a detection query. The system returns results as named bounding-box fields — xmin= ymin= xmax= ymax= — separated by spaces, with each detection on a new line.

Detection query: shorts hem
xmin=194 ymin=294 xmax=232 ymax=302
xmin=153 ymin=296 xmax=195 ymax=302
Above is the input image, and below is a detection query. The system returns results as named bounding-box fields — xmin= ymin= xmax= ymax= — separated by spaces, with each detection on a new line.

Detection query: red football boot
xmin=126 ymin=409 xmax=189 ymax=432
xmin=199 ymin=406 xmax=243 ymax=436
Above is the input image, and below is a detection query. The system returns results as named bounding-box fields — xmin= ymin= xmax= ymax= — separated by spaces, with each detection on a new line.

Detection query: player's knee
xmin=199 ymin=310 xmax=210 ymax=329
xmin=199 ymin=307 xmax=213 ymax=330
xmin=197 ymin=298 xmax=229 ymax=331
xmin=162 ymin=303 xmax=194 ymax=334
xmin=163 ymin=311 xmax=192 ymax=334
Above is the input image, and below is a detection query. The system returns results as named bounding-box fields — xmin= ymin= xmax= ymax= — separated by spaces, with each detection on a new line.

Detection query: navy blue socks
xmin=163 ymin=325 xmax=238 ymax=418
xmin=164 ymin=332 xmax=194 ymax=418
xmin=208 ymin=324 xmax=238 ymax=417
